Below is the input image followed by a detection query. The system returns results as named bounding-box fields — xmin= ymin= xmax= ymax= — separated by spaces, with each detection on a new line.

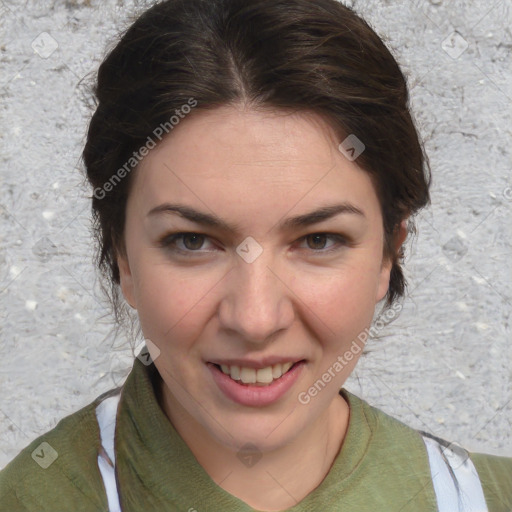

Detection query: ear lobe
xmin=118 ymin=254 xmax=137 ymax=309
xmin=376 ymin=219 xmax=408 ymax=303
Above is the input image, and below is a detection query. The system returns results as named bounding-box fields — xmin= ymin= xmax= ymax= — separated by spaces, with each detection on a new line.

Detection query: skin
xmin=118 ymin=104 xmax=407 ymax=511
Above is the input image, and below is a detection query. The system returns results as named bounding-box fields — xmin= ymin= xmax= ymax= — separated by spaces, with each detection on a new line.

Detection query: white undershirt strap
xmin=95 ymin=392 xmax=122 ymax=512
xmin=94 ymin=393 xmax=488 ymax=511
xmin=421 ymin=432 xmax=489 ymax=511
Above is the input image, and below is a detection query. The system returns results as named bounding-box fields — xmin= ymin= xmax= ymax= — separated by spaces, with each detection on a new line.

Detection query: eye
xmin=159 ymin=231 xmax=348 ymax=256
xmin=297 ymin=233 xmax=348 ymax=253
xmin=160 ymin=232 xmax=217 ymax=253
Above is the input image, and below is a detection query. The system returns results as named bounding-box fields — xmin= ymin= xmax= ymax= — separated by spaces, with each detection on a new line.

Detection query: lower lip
xmin=207 ymin=361 xmax=305 ymax=407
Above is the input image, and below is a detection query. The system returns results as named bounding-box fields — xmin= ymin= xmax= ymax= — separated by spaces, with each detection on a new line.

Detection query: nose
xmin=218 ymin=253 xmax=295 ymax=345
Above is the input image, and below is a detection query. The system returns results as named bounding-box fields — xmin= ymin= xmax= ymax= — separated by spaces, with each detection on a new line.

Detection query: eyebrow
xmin=147 ymin=202 xmax=365 ymax=233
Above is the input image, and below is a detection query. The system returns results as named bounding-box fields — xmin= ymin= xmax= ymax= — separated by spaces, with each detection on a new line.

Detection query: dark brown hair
xmin=82 ymin=0 xmax=431 ymax=328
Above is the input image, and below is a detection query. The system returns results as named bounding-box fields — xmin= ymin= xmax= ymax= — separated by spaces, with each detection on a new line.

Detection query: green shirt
xmin=1 ymin=357 xmax=511 ymax=511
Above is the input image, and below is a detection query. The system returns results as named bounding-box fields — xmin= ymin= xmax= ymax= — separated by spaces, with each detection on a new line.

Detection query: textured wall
xmin=0 ymin=0 xmax=511 ymax=470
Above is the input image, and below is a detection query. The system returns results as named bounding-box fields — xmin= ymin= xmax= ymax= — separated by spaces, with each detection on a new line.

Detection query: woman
xmin=1 ymin=0 xmax=510 ymax=510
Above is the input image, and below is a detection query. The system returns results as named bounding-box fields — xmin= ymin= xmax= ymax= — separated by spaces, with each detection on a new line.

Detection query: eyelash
xmin=159 ymin=232 xmax=348 ymax=256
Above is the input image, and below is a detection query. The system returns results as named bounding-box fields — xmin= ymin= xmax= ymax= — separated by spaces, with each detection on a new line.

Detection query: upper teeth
xmin=219 ymin=362 xmax=295 ymax=384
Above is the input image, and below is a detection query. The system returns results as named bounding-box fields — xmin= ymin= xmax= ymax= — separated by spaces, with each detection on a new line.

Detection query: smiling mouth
xmin=210 ymin=361 xmax=304 ymax=386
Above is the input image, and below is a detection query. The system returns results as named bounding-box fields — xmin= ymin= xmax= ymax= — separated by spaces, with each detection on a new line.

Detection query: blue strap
xmin=420 ymin=432 xmax=488 ymax=511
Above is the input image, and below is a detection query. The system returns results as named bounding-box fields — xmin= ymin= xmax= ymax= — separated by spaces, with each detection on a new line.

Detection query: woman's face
xmin=118 ymin=105 xmax=395 ymax=451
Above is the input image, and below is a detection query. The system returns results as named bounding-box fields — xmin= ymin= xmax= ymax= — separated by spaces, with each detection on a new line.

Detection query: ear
xmin=376 ymin=219 xmax=408 ymax=303
xmin=117 ymin=252 xmax=137 ymax=309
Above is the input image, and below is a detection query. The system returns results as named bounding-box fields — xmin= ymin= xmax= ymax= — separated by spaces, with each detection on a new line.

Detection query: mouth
xmin=209 ymin=360 xmax=305 ymax=386
xmin=207 ymin=359 xmax=307 ymax=407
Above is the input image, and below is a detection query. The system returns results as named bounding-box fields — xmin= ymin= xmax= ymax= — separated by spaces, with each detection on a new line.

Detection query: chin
xmin=213 ymin=408 xmax=307 ymax=451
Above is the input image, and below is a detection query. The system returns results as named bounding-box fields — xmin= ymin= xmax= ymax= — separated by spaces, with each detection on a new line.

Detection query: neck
xmin=157 ymin=377 xmax=350 ymax=511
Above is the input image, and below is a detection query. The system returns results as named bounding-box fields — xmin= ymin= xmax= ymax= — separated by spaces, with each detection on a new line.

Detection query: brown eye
xmin=297 ymin=233 xmax=348 ymax=254
xmin=305 ymin=234 xmax=329 ymax=250
xmin=160 ymin=232 xmax=215 ymax=254
xmin=181 ymin=233 xmax=205 ymax=250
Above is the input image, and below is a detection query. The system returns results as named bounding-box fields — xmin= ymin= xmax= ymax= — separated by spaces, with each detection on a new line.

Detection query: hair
xmin=82 ymin=0 xmax=431 ymax=337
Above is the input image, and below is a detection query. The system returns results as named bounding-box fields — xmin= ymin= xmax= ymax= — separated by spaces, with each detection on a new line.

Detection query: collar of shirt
xmin=114 ymin=358 xmax=435 ymax=511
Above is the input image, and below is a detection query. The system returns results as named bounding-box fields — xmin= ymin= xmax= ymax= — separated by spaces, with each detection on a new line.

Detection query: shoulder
xmin=470 ymin=450 xmax=512 ymax=511
xmin=340 ymin=389 xmax=439 ymax=509
xmin=372 ymin=400 xmax=512 ymax=510
xmin=343 ymin=389 xmax=512 ymax=511
xmin=0 ymin=390 xmax=115 ymax=512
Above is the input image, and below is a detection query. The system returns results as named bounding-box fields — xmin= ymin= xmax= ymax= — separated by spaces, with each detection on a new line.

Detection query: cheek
xmin=131 ymin=262 xmax=218 ymax=347
xmin=292 ymin=265 xmax=380 ymax=341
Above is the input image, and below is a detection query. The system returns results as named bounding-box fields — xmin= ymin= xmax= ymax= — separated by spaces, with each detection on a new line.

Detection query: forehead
xmin=128 ymin=105 xmax=381 ymax=221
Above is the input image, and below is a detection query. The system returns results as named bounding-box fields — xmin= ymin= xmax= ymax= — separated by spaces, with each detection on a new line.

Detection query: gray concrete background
xmin=0 ymin=0 xmax=511 ymax=470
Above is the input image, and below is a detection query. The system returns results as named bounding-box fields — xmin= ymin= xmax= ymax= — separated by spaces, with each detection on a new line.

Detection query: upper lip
xmin=207 ymin=357 xmax=306 ymax=369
